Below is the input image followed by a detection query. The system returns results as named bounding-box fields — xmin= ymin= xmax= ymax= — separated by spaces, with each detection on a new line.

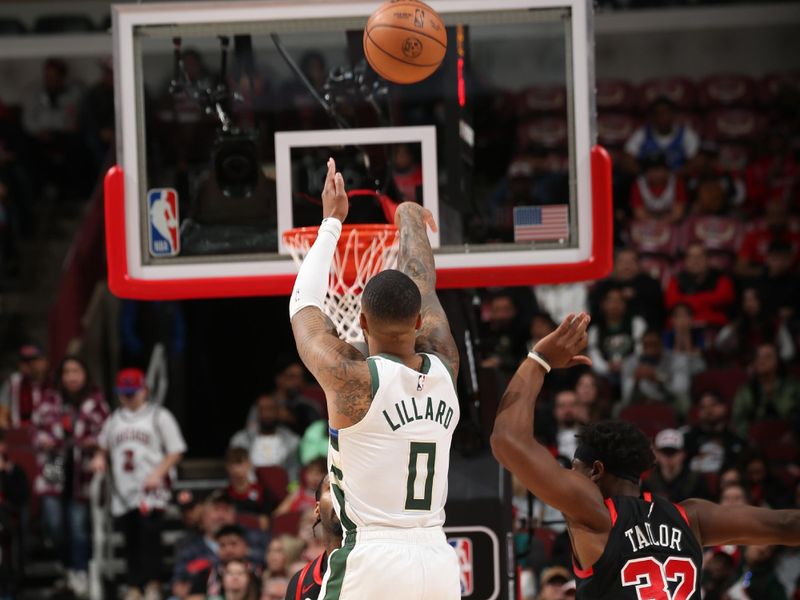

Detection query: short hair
xmin=361 ymin=270 xmax=421 ymax=322
xmin=576 ymin=420 xmax=655 ymax=477
xmin=216 ymin=524 xmax=247 ymax=542
xmin=650 ymin=96 xmax=676 ymax=112
xmin=226 ymin=447 xmax=250 ymax=464
xmin=315 ymin=473 xmax=330 ymax=502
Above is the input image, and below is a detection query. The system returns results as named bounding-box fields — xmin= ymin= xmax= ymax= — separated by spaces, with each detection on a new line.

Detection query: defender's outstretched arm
xmin=682 ymin=498 xmax=800 ymax=547
xmin=490 ymin=314 xmax=609 ymax=530
xmin=290 ymin=159 xmax=370 ymax=429
xmin=395 ymin=203 xmax=459 ymax=379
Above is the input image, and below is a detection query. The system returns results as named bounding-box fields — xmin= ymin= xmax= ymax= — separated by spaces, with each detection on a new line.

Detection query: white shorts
xmin=319 ymin=526 xmax=461 ymax=600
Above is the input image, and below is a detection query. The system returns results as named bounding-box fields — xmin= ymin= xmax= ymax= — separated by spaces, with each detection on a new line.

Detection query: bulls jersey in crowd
xmin=574 ymin=492 xmax=702 ymax=599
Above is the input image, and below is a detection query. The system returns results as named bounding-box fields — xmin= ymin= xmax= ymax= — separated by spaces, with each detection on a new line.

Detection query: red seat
xmin=748 ymin=420 xmax=797 ymax=463
xmin=517 ymin=85 xmax=567 ymax=116
xmin=705 ymin=109 xmax=766 ymax=143
xmin=255 ymin=466 xmax=289 ymax=505
xmin=638 ymin=77 xmax=697 ymax=110
xmin=717 ymin=143 xmax=750 ymax=173
xmin=629 ymin=220 xmax=678 ymax=256
xmin=698 ymin=74 xmax=757 ymax=109
xmin=534 ymin=527 xmax=557 ymax=561
xmin=517 ymin=117 xmax=568 ymax=150
xmin=271 ymin=511 xmax=303 ymax=536
xmin=619 ymin=404 xmax=677 ymax=439
xmin=596 ymin=79 xmax=637 ymax=112
xmin=597 ymin=113 xmax=639 ymax=148
xmin=679 ymin=216 xmax=742 ymax=270
xmin=675 ymin=111 xmax=705 ymax=137
xmin=236 ymin=513 xmax=263 ymax=531
xmin=4 ymin=425 xmax=34 ymax=448
xmin=757 ymin=71 xmax=800 ymax=107
xmin=301 ymin=385 xmax=327 ymax=418
xmin=691 ymin=368 xmax=747 ymax=406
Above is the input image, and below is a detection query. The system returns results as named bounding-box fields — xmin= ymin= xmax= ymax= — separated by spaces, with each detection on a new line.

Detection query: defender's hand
xmin=322 ymin=158 xmax=349 ymax=222
xmin=394 ymin=202 xmax=438 ymax=233
xmin=533 ymin=312 xmax=592 ymax=369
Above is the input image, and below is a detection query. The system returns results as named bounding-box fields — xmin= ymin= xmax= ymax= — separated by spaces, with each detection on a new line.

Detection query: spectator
xmin=716 ymin=287 xmax=795 ymax=364
xmin=246 ymin=360 xmax=320 ymax=436
xmin=662 ymin=303 xmax=706 ymax=353
xmin=719 ymin=466 xmax=743 ymax=491
xmin=33 ymin=356 xmax=109 ymax=597
xmin=480 ymin=291 xmax=529 ymax=375
xmin=224 ymin=447 xmax=275 ymax=534
xmin=727 ymin=545 xmax=788 ymax=600
xmin=548 ymin=389 xmax=585 ymax=462
xmin=732 ymin=343 xmax=800 ymax=437
xmin=574 ymin=371 xmax=612 ymax=423
xmin=758 ymin=240 xmax=800 ymax=320
xmin=702 ymin=547 xmax=740 ymax=600
xmin=623 ymin=97 xmax=700 ymax=172
xmin=297 ymin=505 xmax=325 ymax=563
xmin=230 ymin=394 xmax=300 ymax=482
xmin=629 ymin=152 xmax=687 ymax=223
xmin=685 ymin=141 xmax=745 ymax=213
xmin=534 ymin=283 xmax=588 ymax=324
xmin=586 ymin=287 xmax=646 ymax=380
xmin=212 ymin=558 xmax=259 ymax=600
xmin=173 ymin=490 xmax=237 ymax=597
xmin=536 ymin=566 xmax=572 ymax=600
xmin=22 ymin=58 xmax=89 ymax=200
xmin=589 ymin=248 xmax=665 ymax=329
xmin=186 ymin=524 xmax=260 ymax=600
xmin=684 ymin=392 xmax=747 ymax=477
xmin=263 ymin=535 xmax=304 ymax=582
xmin=741 ymin=453 xmax=791 ymax=509
xmin=736 ymin=200 xmax=800 ymax=279
xmin=619 ymin=329 xmax=705 ymax=417
xmin=79 ymin=57 xmax=115 ymax=170
xmin=0 ymin=343 xmax=49 ymax=428
xmin=0 ymin=429 xmax=28 ymax=599
xmin=298 ymin=420 xmax=328 ymax=466
xmin=260 ymin=576 xmax=288 ymax=600
xmin=720 ymin=483 xmax=749 ymax=507
xmin=643 ymin=429 xmax=711 ymax=502
xmin=744 ymin=131 xmax=800 ymax=212
xmin=391 ymin=144 xmax=423 ymax=203
xmin=93 ymin=368 xmax=186 ymax=600
xmin=665 ymin=243 xmax=735 ymax=328
xmin=274 ymin=457 xmax=326 ymax=517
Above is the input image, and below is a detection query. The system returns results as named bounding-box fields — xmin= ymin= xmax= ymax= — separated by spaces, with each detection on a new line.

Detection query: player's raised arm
xmin=490 ymin=314 xmax=609 ymax=529
xmin=395 ymin=202 xmax=459 ymax=379
xmin=681 ymin=498 xmax=800 ymax=547
xmin=289 ymin=158 xmax=370 ymax=429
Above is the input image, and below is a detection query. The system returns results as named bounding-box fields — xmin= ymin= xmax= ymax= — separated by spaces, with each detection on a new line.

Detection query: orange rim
xmin=282 ymin=224 xmax=398 ymax=251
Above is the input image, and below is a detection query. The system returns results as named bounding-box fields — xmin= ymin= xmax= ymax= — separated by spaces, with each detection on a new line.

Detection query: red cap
xmin=115 ymin=368 xmax=146 ymax=394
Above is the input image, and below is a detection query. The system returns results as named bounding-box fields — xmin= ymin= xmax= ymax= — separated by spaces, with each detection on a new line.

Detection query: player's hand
xmin=143 ymin=470 xmax=163 ymax=492
xmin=394 ymin=202 xmax=438 ymax=233
xmin=322 ymin=158 xmax=349 ymax=222
xmin=533 ymin=312 xmax=592 ymax=370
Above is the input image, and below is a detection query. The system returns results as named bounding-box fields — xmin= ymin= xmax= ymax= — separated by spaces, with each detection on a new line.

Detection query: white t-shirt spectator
xmin=229 ymin=426 xmax=300 ymax=482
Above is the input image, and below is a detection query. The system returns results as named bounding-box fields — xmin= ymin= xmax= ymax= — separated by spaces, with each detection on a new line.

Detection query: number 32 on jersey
xmin=621 ymin=556 xmax=697 ymax=600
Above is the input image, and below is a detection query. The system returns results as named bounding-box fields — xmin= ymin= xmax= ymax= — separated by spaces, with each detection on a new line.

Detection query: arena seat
xmin=255 ymin=466 xmax=289 ymax=505
xmin=698 ymin=74 xmax=757 ymax=109
xmin=638 ymin=77 xmax=697 ymax=110
xmin=757 ymin=71 xmax=800 ymax=107
xmin=678 ymin=216 xmax=742 ymax=271
xmin=691 ymin=368 xmax=747 ymax=406
xmin=533 ymin=527 xmax=557 ymax=561
xmin=517 ymin=117 xmax=569 ymax=150
xmin=596 ymin=79 xmax=637 ymax=112
xmin=629 ymin=219 xmax=678 ymax=256
xmin=748 ymin=420 xmax=797 ymax=464
xmin=517 ymin=85 xmax=567 ymax=116
xmin=705 ymin=108 xmax=766 ymax=143
xmin=619 ymin=404 xmax=677 ymax=439
xmin=271 ymin=511 xmax=303 ymax=537
xmin=597 ymin=113 xmax=639 ymax=149
xmin=717 ymin=143 xmax=750 ymax=173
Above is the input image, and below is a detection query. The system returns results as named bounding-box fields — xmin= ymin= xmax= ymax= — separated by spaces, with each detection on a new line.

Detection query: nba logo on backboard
xmin=148 ymin=188 xmax=180 ymax=257
xmin=448 ymin=537 xmax=474 ymax=596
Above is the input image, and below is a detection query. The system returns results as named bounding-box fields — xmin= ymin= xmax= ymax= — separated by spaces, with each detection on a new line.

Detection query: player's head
xmin=216 ymin=524 xmax=249 ymax=562
xmin=359 ymin=270 xmax=422 ymax=350
xmin=314 ymin=474 xmax=343 ymax=541
xmin=571 ymin=420 xmax=654 ymax=497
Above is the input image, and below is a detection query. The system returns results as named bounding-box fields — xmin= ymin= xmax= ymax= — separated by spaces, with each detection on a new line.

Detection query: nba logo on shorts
xmin=448 ymin=537 xmax=474 ymax=596
xmin=148 ymin=188 xmax=180 ymax=257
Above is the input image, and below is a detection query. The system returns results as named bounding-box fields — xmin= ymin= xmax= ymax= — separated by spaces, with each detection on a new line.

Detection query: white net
xmin=284 ymin=225 xmax=399 ymax=343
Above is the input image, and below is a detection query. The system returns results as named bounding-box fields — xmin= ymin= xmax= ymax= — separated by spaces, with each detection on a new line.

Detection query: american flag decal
xmin=513 ymin=205 xmax=569 ymax=242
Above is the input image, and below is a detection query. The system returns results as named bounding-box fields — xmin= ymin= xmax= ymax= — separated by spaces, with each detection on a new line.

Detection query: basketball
xmin=364 ymin=0 xmax=448 ymax=85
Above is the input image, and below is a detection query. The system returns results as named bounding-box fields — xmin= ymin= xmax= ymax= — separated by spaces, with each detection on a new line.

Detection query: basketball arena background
xmin=0 ymin=1 xmax=798 ymax=599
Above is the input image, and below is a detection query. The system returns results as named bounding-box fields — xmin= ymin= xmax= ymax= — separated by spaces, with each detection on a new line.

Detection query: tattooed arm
xmin=395 ymin=203 xmax=459 ymax=380
xmin=290 ymin=159 xmax=371 ymax=430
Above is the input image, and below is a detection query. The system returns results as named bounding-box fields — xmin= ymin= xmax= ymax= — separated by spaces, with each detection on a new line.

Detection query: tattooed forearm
xmin=397 ymin=206 xmax=436 ymax=295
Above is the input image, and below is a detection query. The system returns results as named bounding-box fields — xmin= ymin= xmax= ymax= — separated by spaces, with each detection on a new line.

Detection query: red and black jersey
xmin=285 ymin=552 xmax=327 ymax=600
xmin=226 ymin=482 xmax=275 ymax=518
xmin=574 ymin=492 xmax=702 ymax=600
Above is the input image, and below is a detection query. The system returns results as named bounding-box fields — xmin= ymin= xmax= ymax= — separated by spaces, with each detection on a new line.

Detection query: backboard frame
xmin=106 ymin=0 xmax=612 ymax=300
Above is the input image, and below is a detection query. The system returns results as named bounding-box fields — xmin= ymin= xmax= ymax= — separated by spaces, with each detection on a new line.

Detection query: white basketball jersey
xmin=99 ymin=403 xmax=186 ymax=516
xmin=328 ymin=353 xmax=459 ymax=532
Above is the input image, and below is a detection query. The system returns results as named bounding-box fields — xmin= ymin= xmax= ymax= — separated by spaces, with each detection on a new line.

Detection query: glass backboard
xmin=106 ymin=0 xmax=612 ymax=299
